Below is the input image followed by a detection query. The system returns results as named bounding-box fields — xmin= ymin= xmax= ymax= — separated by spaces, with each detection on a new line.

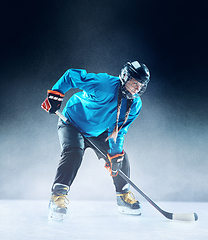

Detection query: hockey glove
xmin=41 ymin=90 xmax=65 ymax=114
xmin=105 ymin=151 xmax=124 ymax=177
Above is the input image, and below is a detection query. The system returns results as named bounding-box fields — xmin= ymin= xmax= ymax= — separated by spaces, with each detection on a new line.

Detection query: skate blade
xmin=48 ymin=210 xmax=64 ymax=221
xmin=118 ymin=206 xmax=141 ymax=216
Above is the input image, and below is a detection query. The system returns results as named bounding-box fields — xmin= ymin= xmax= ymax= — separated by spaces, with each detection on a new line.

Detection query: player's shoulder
xmin=85 ymin=72 xmax=119 ymax=86
xmin=66 ymin=68 xmax=88 ymax=76
xmin=97 ymin=73 xmax=119 ymax=85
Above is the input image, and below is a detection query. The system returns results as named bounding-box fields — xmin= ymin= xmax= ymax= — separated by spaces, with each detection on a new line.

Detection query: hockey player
xmin=41 ymin=61 xmax=150 ymax=220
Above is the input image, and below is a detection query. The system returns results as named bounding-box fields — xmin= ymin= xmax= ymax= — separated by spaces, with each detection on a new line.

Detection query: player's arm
xmin=41 ymin=69 xmax=87 ymax=114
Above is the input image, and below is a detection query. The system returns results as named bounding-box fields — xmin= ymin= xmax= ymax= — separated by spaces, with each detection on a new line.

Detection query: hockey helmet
xmin=120 ymin=61 xmax=150 ymax=99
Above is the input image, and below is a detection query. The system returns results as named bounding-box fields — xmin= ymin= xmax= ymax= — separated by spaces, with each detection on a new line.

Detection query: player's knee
xmin=61 ymin=146 xmax=84 ymax=158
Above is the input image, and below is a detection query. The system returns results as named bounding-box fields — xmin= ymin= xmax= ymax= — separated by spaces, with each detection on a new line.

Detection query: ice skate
xmin=117 ymin=188 xmax=141 ymax=216
xmin=48 ymin=183 xmax=69 ymax=221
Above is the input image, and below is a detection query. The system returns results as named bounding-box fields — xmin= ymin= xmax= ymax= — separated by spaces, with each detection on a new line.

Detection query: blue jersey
xmin=52 ymin=69 xmax=142 ymax=155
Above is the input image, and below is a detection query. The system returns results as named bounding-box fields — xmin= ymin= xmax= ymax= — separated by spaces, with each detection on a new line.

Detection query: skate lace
xmin=52 ymin=194 xmax=69 ymax=208
xmin=122 ymin=191 xmax=137 ymax=204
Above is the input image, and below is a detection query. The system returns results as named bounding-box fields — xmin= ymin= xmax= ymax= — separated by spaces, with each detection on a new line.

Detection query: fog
xmin=0 ymin=0 xmax=207 ymax=202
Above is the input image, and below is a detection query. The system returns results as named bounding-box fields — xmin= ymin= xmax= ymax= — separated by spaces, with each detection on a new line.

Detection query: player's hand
xmin=41 ymin=90 xmax=65 ymax=114
xmin=105 ymin=151 xmax=124 ymax=177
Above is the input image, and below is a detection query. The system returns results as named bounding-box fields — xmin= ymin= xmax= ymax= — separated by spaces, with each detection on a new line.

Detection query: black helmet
xmin=120 ymin=61 xmax=150 ymax=99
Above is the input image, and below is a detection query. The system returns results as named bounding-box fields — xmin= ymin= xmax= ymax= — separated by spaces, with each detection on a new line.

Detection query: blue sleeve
xmin=108 ymin=99 xmax=142 ymax=156
xmin=52 ymin=69 xmax=88 ymax=93
xmin=52 ymin=69 xmax=113 ymax=98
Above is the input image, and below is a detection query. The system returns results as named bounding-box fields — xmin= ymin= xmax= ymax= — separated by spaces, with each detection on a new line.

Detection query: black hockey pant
xmin=53 ymin=118 xmax=130 ymax=193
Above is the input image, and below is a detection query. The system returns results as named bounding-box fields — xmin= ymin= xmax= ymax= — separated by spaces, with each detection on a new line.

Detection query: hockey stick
xmin=55 ymin=110 xmax=198 ymax=221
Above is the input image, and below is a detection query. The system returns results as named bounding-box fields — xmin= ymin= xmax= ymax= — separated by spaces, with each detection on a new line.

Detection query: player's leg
xmin=113 ymin=153 xmax=141 ymax=215
xmin=88 ymin=132 xmax=141 ymax=215
xmin=49 ymin=118 xmax=84 ymax=220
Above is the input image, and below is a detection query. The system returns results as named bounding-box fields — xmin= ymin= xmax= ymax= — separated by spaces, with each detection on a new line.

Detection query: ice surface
xmin=0 ymin=200 xmax=207 ymax=240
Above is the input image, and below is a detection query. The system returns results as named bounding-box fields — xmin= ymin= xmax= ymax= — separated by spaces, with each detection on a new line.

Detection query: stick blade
xmin=172 ymin=212 xmax=198 ymax=221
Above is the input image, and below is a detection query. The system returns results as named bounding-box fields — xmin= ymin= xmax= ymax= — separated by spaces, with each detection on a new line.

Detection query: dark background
xmin=0 ymin=0 xmax=207 ymax=201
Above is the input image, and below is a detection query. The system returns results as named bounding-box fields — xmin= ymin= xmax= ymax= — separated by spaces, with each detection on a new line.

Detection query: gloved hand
xmin=105 ymin=151 xmax=124 ymax=177
xmin=41 ymin=90 xmax=65 ymax=114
